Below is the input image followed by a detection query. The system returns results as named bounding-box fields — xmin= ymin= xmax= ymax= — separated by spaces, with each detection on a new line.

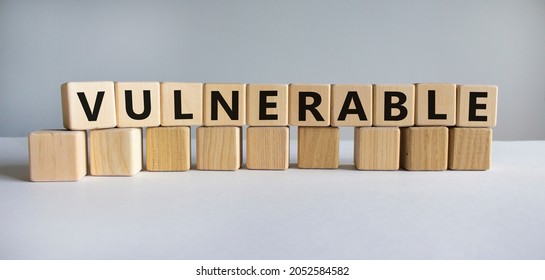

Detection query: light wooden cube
xmin=354 ymin=127 xmax=400 ymax=170
xmin=415 ymin=83 xmax=456 ymax=126
xmin=400 ymin=127 xmax=448 ymax=171
xmin=115 ymin=82 xmax=161 ymax=127
xmin=373 ymin=84 xmax=415 ymax=127
xmin=196 ymin=126 xmax=241 ymax=170
xmin=331 ymin=84 xmax=373 ymax=127
xmin=448 ymin=127 xmax=492 ymax=170
xmin=203 ymin=83 xmax=246 ymax=126
xmin=61 ymin=81 xmax=117 ymax=130
xmin=146 ymin=126 xmax=191 ymax=171
xmin=289 ymin=84 xmax=331 ymax=126
xmin=90 ymin=128 xmax=142 ymax=176
xmin=246 ymin=84 xmax=288 ymax=126
xmin=28 ymin=130 xmax=87 ymax=182
xmin=456 ymin=85 xmax=498 ymax=127
xmin=297 ymin=126 xmax=339 ymax=169
xmin=161 ymin=82 xmax=203 ymax=126
xmin=246 ymin=127 xmax=289 ymax=170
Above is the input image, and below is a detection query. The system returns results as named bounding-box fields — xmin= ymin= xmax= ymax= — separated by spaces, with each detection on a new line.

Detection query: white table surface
xmin=0 ymin=137 xmax=544 ymax=259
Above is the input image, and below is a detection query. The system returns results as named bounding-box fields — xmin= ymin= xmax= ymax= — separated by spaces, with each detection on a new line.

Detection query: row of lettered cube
xmin=60 ymin=82 xmax=497 ymax=129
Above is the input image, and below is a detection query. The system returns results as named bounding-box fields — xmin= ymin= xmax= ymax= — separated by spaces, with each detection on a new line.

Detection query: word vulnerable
xmin=27 ymin=82 xmax=498 ymax=182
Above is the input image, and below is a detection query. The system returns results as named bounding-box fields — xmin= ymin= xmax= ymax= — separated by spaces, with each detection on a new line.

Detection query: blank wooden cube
xmin=354 ymin=127 xmax=400 ymax=170
xmin=146 ymin=126 xmax=191 ymax=171
xmin=203 ymin=84 xmax=246 ymax=126
xmin=90 ymin=128 xmax=142 ymax=176
xmin=161 ymin=82 xmax=203 ymax=126
xmin=331 ymin=84 xmax=373 ymax=127
xmin=373 ymin=84 xmax=415 ymax=127
xmin=246 ymin=84 xmax=288 ymax=126
xmin=456 ymin=85 xmax=498 ymax=127
xmin=400 ymin=127 xmax=448 ymax=171
xmin=297 ymin=127 xmax=339 ymax=169
xmin=115 ymin=82 xmax=161 ymax=127
xmin=415 ymin=83 xmax=456 ymax=126
xmin=61 ymin=81 xmax=117 ymax=130
xmin=196 ymin=126 xmax=241 ymax=170
xmin=28 ymin=130 xmax=87 ymax=182
xmin=246 ymin=127 xmax=289 ymax=170
xmin=289 ymin=84 xmax=331 ymax=126
xmin=449 ymin=127 xmax=492 ymax=170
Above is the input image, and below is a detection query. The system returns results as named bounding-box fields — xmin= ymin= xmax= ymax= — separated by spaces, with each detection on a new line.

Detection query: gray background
xmin=1 ymin=0 xmax=544 ymax=140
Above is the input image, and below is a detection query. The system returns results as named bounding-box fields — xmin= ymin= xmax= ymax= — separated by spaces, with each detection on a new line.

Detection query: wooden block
xmin=28 ymin=130 xmax=87 ymax=181
xmin=246 ymin=84 xmax=288 ymax=126
xmin=400 ymin=127 xmax=448 ymax=171
xmin=246 ymin=127 xmax=289 ymax=170
xmin=289 ymin=84 xmax=331 ymax=126
xmin=354 ymin=127 xmax=400 ymax=170
xmin=115 ymin=82 xmax=161 ymax=127
xmin=203 ymin=84 xmax=246 ymax=126
xmin=297 ymin=126 xmax=339 ymax=168
xmin=90 ymin=128 xmax=142 ymax=176
xmin=415 ymin=83 xmax=456 ymax=126
xmin=456 ymin=85 xmax=498 ymax=127
xmin=160 ymin=82 xmax=203 ymax=126
xmin=146 ymin=126 xmax=191 ymax=171
xmin=448 ymin=127 xmax=492 ymax=170
xmin=373 ymin=84 xmax=415 ymax=127
xmin=331 ymin=84 xmax=373 ymax=127
xmin=61 ymin=81 xmax=116 ymax=130
xmin=196 ymin=126 xmax=241 ymax=170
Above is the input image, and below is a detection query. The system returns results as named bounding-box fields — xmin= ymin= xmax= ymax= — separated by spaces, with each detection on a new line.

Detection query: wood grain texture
xmin=203 ymin=83 xmax=246 ymax=126
xmin=400 ymin=127 xmax=448 ymax=171
xmin=196 ymin=126 xmax=241 ymax=170
xmin=28 ymin=130 xmax=87 ymax=181
xmin=289 ymin=84 xmax=331 ymax=126
xmin=246 ymin=84 xmax=288 ymax=126
xmin=61 ymin=81 xmax=117 ymax=130
xmin=373 ymin=84 xmax=415 ymax=127
xmin=246 ymin=126 xmax=289 ymax=170
xmin=456 ymin=85 xmax=498 ymax=127
xmin=448 ymin=127 xmax=492 ymax=170
xmin=297 ymin=126 xmax=339 ymax=169
xmin=354 ymin=127 xmax=400 ymax=170
xmin=161 ymin=82 xmax=203 ymax=126
xmin=115 ymin=82 xmax=161 ymax=127
xmin=146 ymin=126 xmax=191 ymax=171
xmin=331 ymin=84 xmax=373 ymax=127
xmin=415 ymin=83 xmax=456 ymax=126
xmin=90 ymin=128 xmax=142 ymax=176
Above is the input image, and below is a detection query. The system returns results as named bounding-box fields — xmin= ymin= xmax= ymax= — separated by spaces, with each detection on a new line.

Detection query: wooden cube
xmin=297 ymin=127 xmax=339 ymax=169
xmin=203 ymin=83 xmax=246 ymax=126
xmin=246 ymin=127 xmax=289 ymax=170
xmin=331 ymin=84 xmax=373 ymax=127
xmin=373 ymin=84 xmax=415 ymax=127
xmin=449 ymin=127 xmax=492 ymax=170
xmin=400 ymin=127 xmax=448 ymax=171
xmin=246 ymin=84 xmax=288 ymax=126
xmin=196 ymin=126 xmax=241 ymax=170
xmin=354 ymin=127 xmax=400 ymax=170
xmin=61 ymin=81 xmax=117 ymax=130
xmin=115 ymin=82 xmax=161 ymax=127
xmin=456 ymin=85 xmax=498 ymax=127
xmin=146 ymin=126 xmax=191 ymax=171
xmin=415 ymin=83 xmax=456 ymax=126
xmin=28 ymin=130 xmax=87 ymax=181
xmin=161 ymin=82 xmax=203 ymax=126
xmin=90 ymin=128 xmax=142 ymax=176
xmin=289 ymin=84 xmax=331 ymax=126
